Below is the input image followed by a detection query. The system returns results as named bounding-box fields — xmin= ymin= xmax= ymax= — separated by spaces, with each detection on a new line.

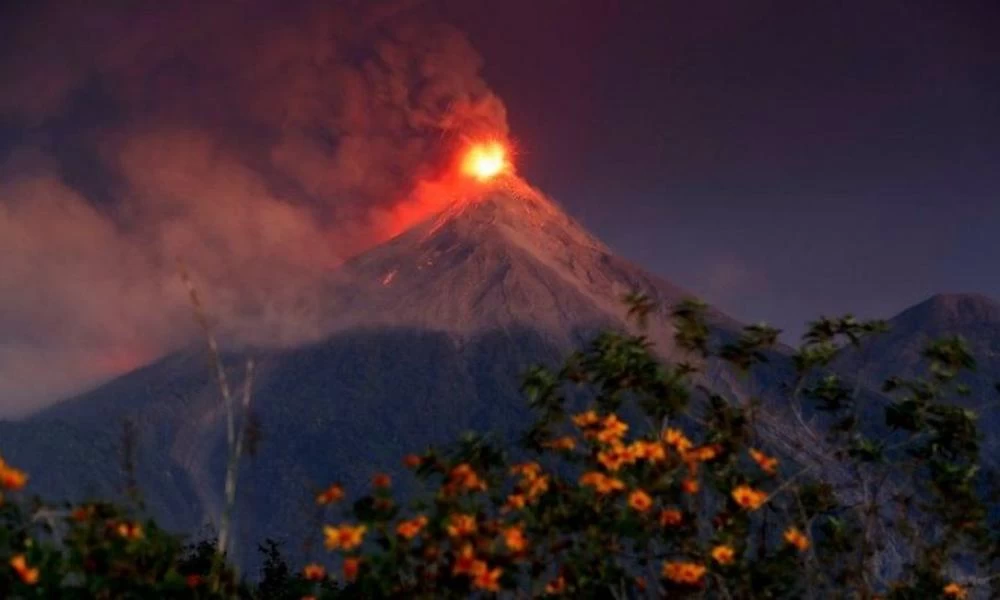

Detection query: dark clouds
xmin=0 ymin=0 xmax=509 ymax=415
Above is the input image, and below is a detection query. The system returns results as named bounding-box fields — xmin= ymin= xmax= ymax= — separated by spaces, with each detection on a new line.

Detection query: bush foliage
xmin=1 ymin=297 xmax=997 ymax=598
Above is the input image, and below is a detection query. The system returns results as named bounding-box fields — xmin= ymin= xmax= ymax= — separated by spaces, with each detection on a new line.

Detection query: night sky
xmin=429 ymin=0 xmax=1000 ymax=336
xmin=0 ymin=0 xmax=998 ymax=411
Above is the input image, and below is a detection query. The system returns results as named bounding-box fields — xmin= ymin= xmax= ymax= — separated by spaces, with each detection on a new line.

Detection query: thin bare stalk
xmin=179 ymin=265 xmax=256 ymax=586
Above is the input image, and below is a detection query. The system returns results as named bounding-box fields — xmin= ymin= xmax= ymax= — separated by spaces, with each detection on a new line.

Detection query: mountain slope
xmin=837 ymin=293 xmax=1000 ymax=469
xmin=4 ymin=184 xmax=749 ymax=566
xmin=3 ymin=184 xmax=996 ymax=571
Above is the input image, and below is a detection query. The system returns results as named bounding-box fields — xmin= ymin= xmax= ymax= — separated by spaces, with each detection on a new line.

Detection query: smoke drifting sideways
xmin=0 ymin=0 xmax=509 ymax=416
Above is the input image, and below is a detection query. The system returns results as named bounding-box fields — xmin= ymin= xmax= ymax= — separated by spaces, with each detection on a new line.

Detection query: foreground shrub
xmin=1 ymin=298 xmax=998 ymax=598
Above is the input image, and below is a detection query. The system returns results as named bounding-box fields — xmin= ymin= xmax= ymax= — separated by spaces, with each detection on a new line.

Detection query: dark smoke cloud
xmin=0 ymin=0 xmax=508 ymax=415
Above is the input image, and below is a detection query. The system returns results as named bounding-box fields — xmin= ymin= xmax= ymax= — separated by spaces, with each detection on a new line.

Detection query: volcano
xmin=0 ymin=184 xmax=740 ymax=563
xmin=0 ymin=183 xmax=995 ymax=567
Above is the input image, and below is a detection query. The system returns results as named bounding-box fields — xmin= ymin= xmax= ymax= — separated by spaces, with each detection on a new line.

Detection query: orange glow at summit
xmin=461 ymin=141 xmax=510 ymax=181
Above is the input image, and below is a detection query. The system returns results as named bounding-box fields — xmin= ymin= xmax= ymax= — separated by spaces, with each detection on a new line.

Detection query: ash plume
xmin=0 ymin=0 xmax=508 ymax=415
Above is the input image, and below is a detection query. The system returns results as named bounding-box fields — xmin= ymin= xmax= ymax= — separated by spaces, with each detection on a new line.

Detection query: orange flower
xmin=403 ymin=454 xmax=423 ymax=469
xmin=663 ymin=428 xmax=693 ymax=452
xmin=323 ymin=524 xmax=367 ymax=551
xmin=9 ymin=554 xmax=38 ymax=585
xmin=943 ymin=582 xmax=968 ymax=599
xmin=526 ymin=474 xmax=550 ymax=499
xmin=71 ymin=505 xmax=95 ymax=522
xmin=115 ymin=521 xmax=144 ymax=540
xmin=504 ymin=494 xmax=527 ymax=511
xmin=597 ymin=444 xmax=636 ymax=471
xmin=579 ymin=471 xmax=625 ymax=495
xmin=0 ymin=464 xmax=28 ymax=491
xmin=662 ymin=561 xmax=706 ymax=585
xmin=185 ymin=574 xmax=202 ymax=588
xmin=572 ymin=410 xmax=601 ymax=428
xmin=543 ymin=436 xmax=576 ymax=451
xmin=446 ymin=463 xmax=487 ymax=493
xmin=316 ymin=483 xmax=345 ymax=505
xmin=510 ymin=462 xmax=543 ymax=480
xmin=342 ymin=557 xmax=360 ymax=582
xmin=682 ymin=478 xmax=700 ymax=495
xmin=503 ymin=524 xmax=527 ymax=552
xmin=372 ymin=473 xmax=391 ymax=488
xmin=544 ymin=575 xmax=567 ymax=594
xmin=731 ymin=485 xmax=767 ymax=510
xmin=659 ymin=508 xmax=683 ymax=526
xmin=595 ymin=414 xmax=629 ymax=444
xmin=783 ymin=527 xmax=810 ymax=551
xmin=452 ymin=544 xmax=479 ymax=576
xmin=472 ymin=564 xmax=503 ymax=592
xmin=685 ymin=444 xmax=721 ymax=463
xmin=628 ymin=489 xmax=653 ymax=512
xmin=749 ymin=448 xmax=778 ymax=475
xmin=629 ymin=440 xmax=667 ymax=462
xmin=446 ymin=513 xmax=477 ymax=538
xmin=396 ymin=515 xmax=428 ymax=540
xmin=710 ymin=545 xmax=735 ymax=565
xmin=303 ymin=563 xmax=326 ymax=581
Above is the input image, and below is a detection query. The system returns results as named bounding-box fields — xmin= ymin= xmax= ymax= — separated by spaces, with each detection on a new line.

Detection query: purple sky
xmin=430 ymin=0 xmax=1000 ymax=337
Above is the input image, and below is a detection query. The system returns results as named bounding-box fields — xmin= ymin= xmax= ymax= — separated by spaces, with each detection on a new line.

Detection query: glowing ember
xmin=461 ymin=141 xmax=508 ymax=181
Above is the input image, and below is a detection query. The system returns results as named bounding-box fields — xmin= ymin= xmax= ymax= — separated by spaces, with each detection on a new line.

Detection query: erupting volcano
xmin=460 ymin=141 xmax=509 ymax=181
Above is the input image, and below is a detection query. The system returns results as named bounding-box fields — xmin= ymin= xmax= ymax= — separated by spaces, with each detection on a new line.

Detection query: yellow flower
xmin=323 ymin=524 xmax=367 ymax=551
xmin=579 ymin=471 xmax=625 ymax=495
xmin=659 ymin=508 xmax=683 ymax=527
xmin=446 ymin=513 xmax=478 ymax=538
xmin=628 ymin=489 xmax=653 ymax=512
xmin=316 ymin=483 xmax=345 ymax=505
xmin=544 ymin=575 xmax=567 ymax=594
xmin=302 ymin=563 xmax=326 ymax=581
xmin=663 ymin=428 xmax=693 ymax=452
xmin=473 ymin=564 xmax=503 ymax=592
xmin=662 ymin=561 xmax=706 ymax=585
xmin=710 ymin=545 xmax=735 ymax=565
xmin=595 ymin=414 xmax=629 ymax=444
xmin=783 ymin=527 xmax=810 ymax=551
xmin=572 ymin=410 xmax=601 ymax=428
xmin=503 ymin=524 xmax=527 ymax=552
xmin=731 ymin=485 xmax=767 ymax=511
xmin=544 ymin=436 xmax=576 ymax=451
xmin=749 ymin=448 xmax=778 ymax=474
xmin=396 ymin=515 xmax=428 ymax=540
xmin=9 ymin=554 xmax=38 ymax=585
xmin=943 ymin=582 xmax=968 ymax=599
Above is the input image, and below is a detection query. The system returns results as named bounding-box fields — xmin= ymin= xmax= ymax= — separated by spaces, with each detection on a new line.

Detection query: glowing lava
xmin=461 ymin=141 xmax=508 ymax=181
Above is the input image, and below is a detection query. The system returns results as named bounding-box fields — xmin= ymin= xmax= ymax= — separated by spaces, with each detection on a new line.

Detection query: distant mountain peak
xmin=893 ymin=293 xmax=1000 ymax=330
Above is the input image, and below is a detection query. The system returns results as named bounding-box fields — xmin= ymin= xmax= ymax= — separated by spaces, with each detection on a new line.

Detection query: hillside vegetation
xmin=1 ymin=296 xmax=997 ymax=598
